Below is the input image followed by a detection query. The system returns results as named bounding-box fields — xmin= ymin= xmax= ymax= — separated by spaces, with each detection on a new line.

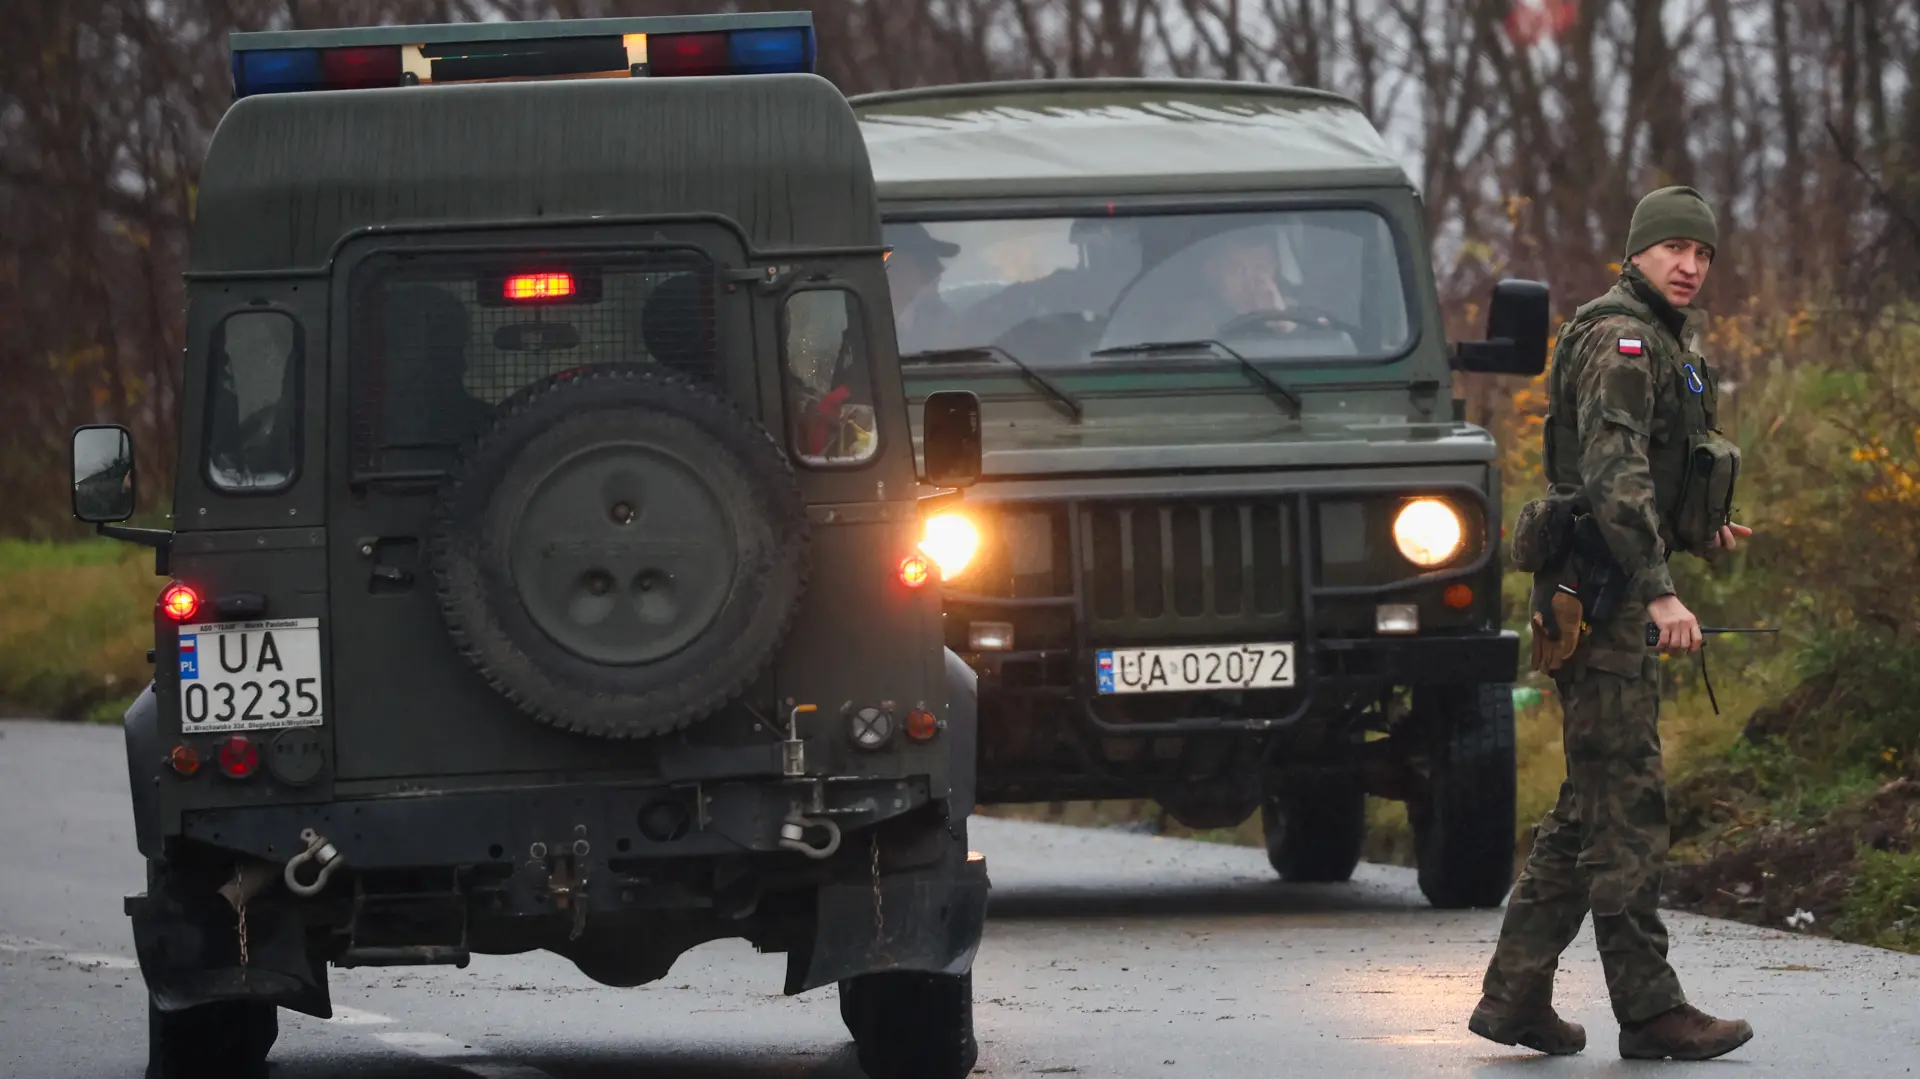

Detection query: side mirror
xmin=921 ymin=391 xmax=982 ymax=489
xmin=1454 ymin=279 xmax=1550 ymax=376
xmin=72 ymin=424 xmax=137 ymax=523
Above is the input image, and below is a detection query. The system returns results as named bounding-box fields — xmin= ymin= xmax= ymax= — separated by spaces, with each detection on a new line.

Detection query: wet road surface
xmin=2 ymin=718 xmax=1916 ymax=1078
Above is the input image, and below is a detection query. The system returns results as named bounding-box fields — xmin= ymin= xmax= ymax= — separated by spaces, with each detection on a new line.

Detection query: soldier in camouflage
xmin=1468 ymin=186 xmax=1756 ymax=1061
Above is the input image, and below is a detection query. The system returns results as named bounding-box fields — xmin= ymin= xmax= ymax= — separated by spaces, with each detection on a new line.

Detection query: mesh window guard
xmin=348 ymin=249 xmax=720 ymax=475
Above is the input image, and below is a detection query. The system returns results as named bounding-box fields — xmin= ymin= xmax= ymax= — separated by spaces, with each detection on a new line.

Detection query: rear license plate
xmin=1096 ymin=642 xmax=1296 ymax=694
xmin=178 ymin=618 xmax=324 ymax=731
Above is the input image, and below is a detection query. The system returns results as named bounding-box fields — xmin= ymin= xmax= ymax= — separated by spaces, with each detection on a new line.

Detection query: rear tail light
xmin=904 ymin=709 xmax=940 ymax=742
xmin=216 ymin=736 xmax=259 ymax=779
xmin=898 ymin=555 xmax=932 ymax=588
xmin=160 ymin=583 xmax=201 ymax=623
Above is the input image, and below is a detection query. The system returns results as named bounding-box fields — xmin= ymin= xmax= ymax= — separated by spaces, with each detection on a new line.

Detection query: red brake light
xmin=504 ymin=272 xmax=576 ymax=302
xmin=650 ymin=32 xmax=729 ymax=77
xmin=320 ymin=46 xmax=403 ymax=90
xmin=904 ymin=709 xmax=939 ymax=742
xmin=217 ymin=737 xmax=259 ymax=779
xmin=160 ymin=583 xmax=201 ymax=623
xmin=898 ymin=555 xmax=931 ymax=588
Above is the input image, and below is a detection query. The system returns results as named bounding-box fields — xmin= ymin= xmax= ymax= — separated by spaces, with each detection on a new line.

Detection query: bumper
xmin=177 ymin=774 xmax=939 ymax=872
xmin=1304 ymin=630 xmax=1518 ymax=686
xmin=974 ymin=630 xmax=1519 ymax=735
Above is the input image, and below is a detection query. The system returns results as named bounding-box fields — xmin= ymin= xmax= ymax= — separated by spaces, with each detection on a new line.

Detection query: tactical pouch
xmin=1509 ymin=485 xmax=1584 ymax=573
xmin=1671 ymin=433 xmax=1741 ymax=554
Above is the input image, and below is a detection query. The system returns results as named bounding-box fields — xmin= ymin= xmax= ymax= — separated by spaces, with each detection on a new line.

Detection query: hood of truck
xmin=967 ymin=412 xmax=1495 ymax=476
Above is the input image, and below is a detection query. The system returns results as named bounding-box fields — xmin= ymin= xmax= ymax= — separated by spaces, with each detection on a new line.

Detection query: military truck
xmin=70 ymin=14 xmax=989 ymax=1079
xmin=849 ymin=80 xmax=1547 ymax=909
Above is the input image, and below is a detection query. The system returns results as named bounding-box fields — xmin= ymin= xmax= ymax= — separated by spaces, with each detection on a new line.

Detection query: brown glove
xmin=1529 ymin=589 xmax=1584 ymax=674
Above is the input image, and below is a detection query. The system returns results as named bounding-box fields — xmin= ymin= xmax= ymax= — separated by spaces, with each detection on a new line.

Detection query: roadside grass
xmin=1662 ymin=628 xmax=1920 ymax=953
xmin=0 ymin=538 xmax=156 ymax=721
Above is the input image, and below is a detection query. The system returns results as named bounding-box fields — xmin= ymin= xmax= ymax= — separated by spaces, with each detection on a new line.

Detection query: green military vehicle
xmin=850 ymin=80 xmax=1547 ymax=909
xmin=70 ymin=14 xmax=990 ymax=1079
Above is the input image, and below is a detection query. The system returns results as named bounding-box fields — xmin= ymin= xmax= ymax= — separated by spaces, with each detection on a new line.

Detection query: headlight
xmin=1392 ymin=498 xmax=1465 ymax=568
xmin=919 ymin=513 xmax=980 ymax=580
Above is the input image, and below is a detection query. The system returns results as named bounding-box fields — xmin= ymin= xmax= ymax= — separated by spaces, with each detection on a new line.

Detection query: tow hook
xmin=778 ymin=809 xmax=841 ymax=860
xmin=284 ymin=828 xmax=345 ymax=897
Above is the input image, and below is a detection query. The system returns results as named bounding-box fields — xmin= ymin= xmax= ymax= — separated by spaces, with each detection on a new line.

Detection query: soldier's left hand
xmin=1710 ymin=523 xmax=1753 ymax=551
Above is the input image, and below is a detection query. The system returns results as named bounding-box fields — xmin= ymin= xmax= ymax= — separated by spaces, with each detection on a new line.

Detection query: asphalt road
xmin=2 ymin=718 xmax=1916 ymax=1079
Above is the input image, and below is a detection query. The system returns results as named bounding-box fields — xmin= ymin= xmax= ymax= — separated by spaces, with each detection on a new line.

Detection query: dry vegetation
xmin=3 ymin=0 xmax=1918 ymax=944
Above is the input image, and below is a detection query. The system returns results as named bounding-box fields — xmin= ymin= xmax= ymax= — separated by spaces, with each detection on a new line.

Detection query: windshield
xmin=884 ymin=209 xmax=1411 ymax=367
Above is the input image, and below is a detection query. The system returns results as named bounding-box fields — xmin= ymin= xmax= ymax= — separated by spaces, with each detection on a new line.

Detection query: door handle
xmin=359 ymin=537 xmax=420 ymax=594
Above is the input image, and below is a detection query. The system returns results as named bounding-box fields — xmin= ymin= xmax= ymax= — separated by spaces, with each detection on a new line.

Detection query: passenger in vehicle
xmin=885 ymin=222 xmax=964 ymax=351
xmin=380 ymin=283 xmax=496 ymax=450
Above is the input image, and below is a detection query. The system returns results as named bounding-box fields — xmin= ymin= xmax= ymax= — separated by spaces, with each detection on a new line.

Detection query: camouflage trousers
xmin=1479 ymin=648 xmax=1687 ymax=1024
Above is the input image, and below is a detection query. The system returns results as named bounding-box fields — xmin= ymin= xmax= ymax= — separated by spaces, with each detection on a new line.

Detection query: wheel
xmin=1261 ymin=775 xmax=1365 ymax=882
xmin=146 ymin=996 xmax=276 ymax=1079
xmin=431 ymin=364 xmax=809 ymax=738
xmin=1409 ymin=683 xmax=1518 ymax=909
xmin=838 ymin=970 xmax=977 ymax=1079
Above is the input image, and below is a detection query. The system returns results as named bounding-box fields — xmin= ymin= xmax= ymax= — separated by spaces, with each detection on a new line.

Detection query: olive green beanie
xmin=1625 ymin=185 xmax=1719 ymax=260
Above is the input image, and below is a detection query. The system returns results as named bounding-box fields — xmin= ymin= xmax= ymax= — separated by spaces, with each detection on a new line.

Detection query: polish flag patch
xmin=1617 ymin=338 xmax=1644 ymax=356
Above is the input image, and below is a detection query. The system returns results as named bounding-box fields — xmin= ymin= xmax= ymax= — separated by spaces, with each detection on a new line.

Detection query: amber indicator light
xmin=904 ymin=709 xmax=939 ymax=742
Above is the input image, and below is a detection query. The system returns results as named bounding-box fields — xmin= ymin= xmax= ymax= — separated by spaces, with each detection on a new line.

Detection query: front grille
xmin=1082 ymin=502 xmax=1297 ymax=629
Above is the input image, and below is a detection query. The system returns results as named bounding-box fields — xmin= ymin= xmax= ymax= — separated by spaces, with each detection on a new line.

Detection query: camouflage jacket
xmin=1542 ymin=267 xmax=1720 ymax=609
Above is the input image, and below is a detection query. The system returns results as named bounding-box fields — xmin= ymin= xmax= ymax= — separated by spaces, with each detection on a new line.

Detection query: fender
xmin=123 ymin=684 xmax=164 ymax=860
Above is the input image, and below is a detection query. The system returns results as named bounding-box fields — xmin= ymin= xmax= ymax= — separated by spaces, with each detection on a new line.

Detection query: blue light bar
xmin=233 ymin=48 xmax=323 ymax=97
xmin=229 ymin=14 xmax=817 ymax=99
xmin=727 ymin=27 xmax=813 ymax=75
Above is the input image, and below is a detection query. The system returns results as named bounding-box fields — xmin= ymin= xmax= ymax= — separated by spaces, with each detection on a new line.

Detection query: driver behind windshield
xmin=1097 ymin=223 xmax=1358 ymax=356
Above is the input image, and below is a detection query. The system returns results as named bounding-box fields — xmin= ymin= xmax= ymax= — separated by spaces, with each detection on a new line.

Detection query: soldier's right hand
xmin=1647 ymin=594 xmax=1702 ymax=654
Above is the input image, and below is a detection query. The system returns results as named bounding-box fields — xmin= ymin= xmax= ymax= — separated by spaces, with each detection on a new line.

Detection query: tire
xmin=431 ymin=365 xmax=808 ymax=739
xmin=146 ymin=996 xmax=276 ymax=1079
xmin=839 ymin=971 xmax=977 ymax=1079
xmin=1262 ymin=775 xmax=1366 ymax=883
xmin=1410 ymin=683 xmax=1518 ymax=909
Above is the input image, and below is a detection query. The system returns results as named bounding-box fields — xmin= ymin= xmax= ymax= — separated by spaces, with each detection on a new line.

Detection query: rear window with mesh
xmin=347 ymin=249 xmax=720 ymax=474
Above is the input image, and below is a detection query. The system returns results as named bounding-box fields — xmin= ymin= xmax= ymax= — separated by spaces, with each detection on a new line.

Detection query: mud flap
xmin=128 ymin=890 xmax=332 ymax=1019
xmin=785 ymin=851 xmax=989 ymax=995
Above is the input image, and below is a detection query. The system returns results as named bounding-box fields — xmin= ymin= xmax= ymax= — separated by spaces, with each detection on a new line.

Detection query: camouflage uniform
xmin=1480 ymin=264 xmax=1720 ymax=1025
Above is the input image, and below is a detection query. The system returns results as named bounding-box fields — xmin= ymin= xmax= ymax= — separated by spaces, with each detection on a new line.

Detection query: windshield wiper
xmin=899 ymin=345 xmax=1083 ymax=422
xmin=1090 ymin=339 xmax=1302 ymax=416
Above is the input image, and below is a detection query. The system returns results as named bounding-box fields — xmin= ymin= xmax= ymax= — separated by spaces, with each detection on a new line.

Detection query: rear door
xmin=324 ymin=226 xmax=758 ymax=782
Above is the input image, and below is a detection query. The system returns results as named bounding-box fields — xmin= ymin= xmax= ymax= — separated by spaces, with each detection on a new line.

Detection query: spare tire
xmin=430 ymin=364 xmax=808 ymax=739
